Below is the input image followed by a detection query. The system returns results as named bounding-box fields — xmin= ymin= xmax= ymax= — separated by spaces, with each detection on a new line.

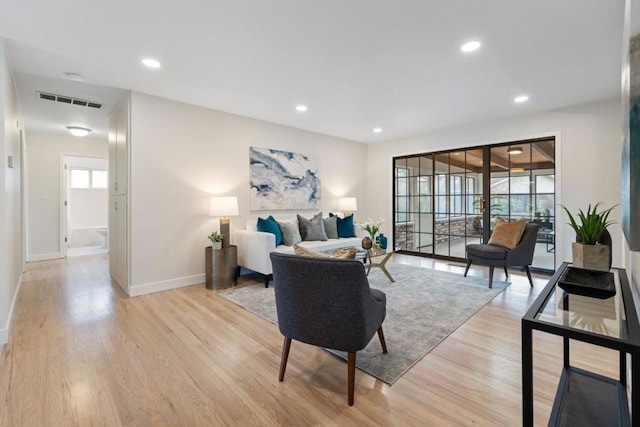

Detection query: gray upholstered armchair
xmin=270 ymin=252 xmax=387 ymax=406
xmin=464 ymin=222 xmax=540 ymax=288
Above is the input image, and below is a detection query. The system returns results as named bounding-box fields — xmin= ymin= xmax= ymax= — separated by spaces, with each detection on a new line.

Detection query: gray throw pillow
xmin=297 ymin=212 xmax=328 ymax=241
xmin=278 ymin=220 xmax=302 ymax=246
xmin=323 ymin=216 xmax=339 ymax=239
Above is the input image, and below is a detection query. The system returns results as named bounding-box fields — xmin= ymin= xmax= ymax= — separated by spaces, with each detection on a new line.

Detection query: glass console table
xmin=522 ymin=262 xmax=640 ymax=426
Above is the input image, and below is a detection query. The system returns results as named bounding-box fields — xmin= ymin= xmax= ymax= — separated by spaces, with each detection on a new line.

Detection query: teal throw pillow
xmin=323 ymin=216 xmax=339 ymax=239
xmin=257 ymin=215 xmax=283 ymax=246
xmin=336 ymin=214 xmax=356 ymax=238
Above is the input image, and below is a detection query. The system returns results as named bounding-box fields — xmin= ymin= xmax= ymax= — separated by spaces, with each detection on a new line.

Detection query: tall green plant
xmin=560 ymin=202 xmax=617 ymax=245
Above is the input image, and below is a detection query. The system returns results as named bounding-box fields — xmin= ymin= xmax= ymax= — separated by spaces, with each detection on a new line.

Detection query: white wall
xmin=26 ymin=133 xmax=107 ymax=260
xmin=367 ymin=99 xmax=623 ymax=269
xmin=0 ymin=39 xmax=25 ymax=346
xmin=129 ymin=92 xmax=367 ymax=294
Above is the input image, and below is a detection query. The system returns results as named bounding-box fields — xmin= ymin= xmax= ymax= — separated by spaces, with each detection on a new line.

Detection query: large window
xmin=393 ymin=138 xmax=555 ymax=273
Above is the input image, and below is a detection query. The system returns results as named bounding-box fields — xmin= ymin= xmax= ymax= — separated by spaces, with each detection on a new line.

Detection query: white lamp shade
xmin=338 ymin=197 xmax=357 ymax=212
xmin=209 ymin=196 xmax=239 ymax=217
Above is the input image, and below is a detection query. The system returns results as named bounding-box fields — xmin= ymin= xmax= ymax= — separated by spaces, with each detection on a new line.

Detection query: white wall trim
xmin=128 ymin=273 xmax=205 ymax=297
xmin=0 ymin=273 xmax=23 ymax=346
xmin=27 ymin=252 xmax=63 ymax=262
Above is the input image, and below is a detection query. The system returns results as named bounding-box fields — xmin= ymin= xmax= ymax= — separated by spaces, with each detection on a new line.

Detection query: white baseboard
xmin=1 ymin=273 xmax=23 ymax=346
xmin=27 ymin=252 xmax=63 ymax=262
xmin=129 ymin=273 xmax=206 ymax=297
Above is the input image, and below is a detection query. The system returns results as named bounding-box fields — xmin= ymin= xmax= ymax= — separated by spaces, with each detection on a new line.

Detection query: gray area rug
xmin=220 ymin=263 xmax=509 ymax=384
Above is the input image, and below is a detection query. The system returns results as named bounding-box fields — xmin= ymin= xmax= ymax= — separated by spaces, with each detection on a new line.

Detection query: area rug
xmin=220 ymin=264 xmax=509 ymax=384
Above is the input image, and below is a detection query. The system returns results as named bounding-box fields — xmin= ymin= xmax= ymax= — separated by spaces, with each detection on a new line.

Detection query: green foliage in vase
xmin=208 ymin=231 xmax=224 ymax=243
xmin=560 ymin=202 xmax=617 ymax=245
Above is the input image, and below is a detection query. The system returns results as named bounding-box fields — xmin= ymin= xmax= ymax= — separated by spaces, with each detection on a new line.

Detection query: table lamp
xmin=338 ymin=197 xmax=357 ymax=217
xmin=210 ymin=196 xmax=239 ymax=249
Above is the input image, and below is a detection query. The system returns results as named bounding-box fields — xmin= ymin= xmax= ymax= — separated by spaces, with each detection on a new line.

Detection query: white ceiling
xmin=0 ymin=0 xmax=626 ymax=143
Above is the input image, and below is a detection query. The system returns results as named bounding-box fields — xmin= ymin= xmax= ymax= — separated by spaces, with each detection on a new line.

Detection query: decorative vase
xmin=572 ymin=242 xmax=610 ymax=271
xmin=212 ymin=241 xmax=223 ymax=250
xmin=376 ymin=233 xmax=388 ymax=250
xmin=361 ymin=236 xmax=373 ymax=249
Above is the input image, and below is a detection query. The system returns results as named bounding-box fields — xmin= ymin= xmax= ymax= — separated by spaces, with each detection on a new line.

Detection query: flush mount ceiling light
xmin=64 ymin=72 xmax=85 ymax=81
xmin=66 ymin=126 xmax=91 ymax=137
xmin=373 ymin=127 xmax=383 ymax=133
xmin=510 ymin=167 xmax=525 ymax=173
xmin=514 ymin=95 xmax=529 ymax=103
xmin=142 ymin=58 xmax=161 ymax=69
xmin=460 ymin=40 xmax=481 ymax=53
xmin=295 ymin=105 xmax=308 ymax=112
xmin=507 ymin=147 xmax=524 ymax=155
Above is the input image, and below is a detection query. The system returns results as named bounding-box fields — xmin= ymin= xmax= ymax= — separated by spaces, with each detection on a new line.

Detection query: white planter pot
xmin=212 ymin=241 xmax=222 ymax=250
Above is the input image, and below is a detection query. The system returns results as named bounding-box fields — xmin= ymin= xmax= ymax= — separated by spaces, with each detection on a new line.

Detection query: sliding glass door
xmin=393 ymin=138 xmax=555 ymax=273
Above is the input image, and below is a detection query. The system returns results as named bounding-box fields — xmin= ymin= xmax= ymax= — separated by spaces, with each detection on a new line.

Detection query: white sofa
xmin=232 ymin=218 xmax=363 ymax=286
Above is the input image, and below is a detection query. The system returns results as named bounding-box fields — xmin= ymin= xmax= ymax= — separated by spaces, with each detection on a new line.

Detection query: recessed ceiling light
xmin=142 ymin=58 xmax=161 ymax=69
xmin=64 ymin=72 xmax=85 ymax=81
xmin=373 ymin=128 xmax=383 ymax=133
xmin=295 ymin=105 xmax=308 ymax=112
xmin=510 ymin=167 xmax=525 ymax=173
xmin=507 ymin=147 xmax=524 ymax=155
xmin=460 ymin=41 xmax=481 ymax=53
xmin=514 ymin=95 xmax=529 ymax=103
xmin=66 ymin=126 xmax=91 ymax=137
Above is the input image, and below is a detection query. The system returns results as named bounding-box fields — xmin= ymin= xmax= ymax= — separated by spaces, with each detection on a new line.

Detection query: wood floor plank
xmin=0 ymin=254 xmax=624 ymax=426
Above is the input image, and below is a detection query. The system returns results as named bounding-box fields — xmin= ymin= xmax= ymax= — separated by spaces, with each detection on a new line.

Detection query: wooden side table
xmin=205 ymin=245 xmax=237 ymax=290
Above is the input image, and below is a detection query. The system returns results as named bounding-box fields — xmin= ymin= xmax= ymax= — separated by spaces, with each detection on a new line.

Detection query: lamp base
xmin=220 ymin=218 xmax=230 ymax=249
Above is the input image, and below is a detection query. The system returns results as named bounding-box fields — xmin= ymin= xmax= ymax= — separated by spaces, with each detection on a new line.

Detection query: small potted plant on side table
xmin=208 ymin=231 xmax=224 ymax=250
xmin=561 ymin=202 xmax=617 ymax=271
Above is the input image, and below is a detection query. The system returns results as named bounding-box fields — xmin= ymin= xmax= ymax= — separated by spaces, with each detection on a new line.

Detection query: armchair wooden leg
xmin=279 ymin=337 xmax=292 ymax=381
xmin=377 ymin=326 xmax=388 ymax=354
xmin=503 ymin=266 xmax=509 ymax=278
xmin=348 ymin=352 xmax=356 ymax=406
xmin=488 ymin=266 xmax=494 ymax=289
xmin=524 ymin=265 xmax=534 ymax=287
xmin=464 ymin=259 xmax=472 ymax=277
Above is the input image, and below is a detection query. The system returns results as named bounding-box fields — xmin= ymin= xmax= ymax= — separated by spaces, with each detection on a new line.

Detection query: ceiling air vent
xmin=37 ymin=91 xmax=102 ymax=109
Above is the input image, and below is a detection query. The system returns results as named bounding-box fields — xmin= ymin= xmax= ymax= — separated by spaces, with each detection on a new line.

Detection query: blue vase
xmin=376 ymin=233 xmax=388 ymax=250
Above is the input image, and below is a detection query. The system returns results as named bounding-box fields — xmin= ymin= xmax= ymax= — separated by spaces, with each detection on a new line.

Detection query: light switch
xmin=7 ymin=156 xmax=13 ymax=168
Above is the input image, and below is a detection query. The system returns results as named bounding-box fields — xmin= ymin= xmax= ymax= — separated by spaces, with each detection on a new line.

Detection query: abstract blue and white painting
xmin=250 ymin=147 xmax=321 ymax=210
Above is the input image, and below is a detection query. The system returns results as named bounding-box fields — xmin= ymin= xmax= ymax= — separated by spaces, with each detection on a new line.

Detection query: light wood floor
xmin=0 ymin=254 xmax=620 ymax=426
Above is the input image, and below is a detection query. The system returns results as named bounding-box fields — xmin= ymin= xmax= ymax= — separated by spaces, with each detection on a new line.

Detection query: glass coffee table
xmin=365 ymin=247 xmax=394 ymax=282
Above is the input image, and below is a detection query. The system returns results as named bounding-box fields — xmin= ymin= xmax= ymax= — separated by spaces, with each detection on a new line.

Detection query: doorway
xmin=393 ymin=137 xmax=556 ymax=273
xmin=62 ymin=155 xmax=109 ymax=257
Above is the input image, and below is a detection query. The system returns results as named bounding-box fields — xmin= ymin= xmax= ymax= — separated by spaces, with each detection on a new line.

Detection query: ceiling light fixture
xmin=510 ymin=167 xmax=525 ymax=173
xmin=373 ymin=128 xmax=382 ymax=133
xmin=507 ymin=147 xmax=523 ymax=155
xmin=514 ymin=95 xmax=529 ymax=103
xmin=295 ymin=105 xmax=308 ymax=112
xmin=66 ymin=126 xmax=91 ymax=137
xmin=142 ymin=58 xmax=161 ymax=69
xmin=460 ymin=41 xmax=481 ymax=53
xmin=64 ymin=72 xmax=85 ymax=81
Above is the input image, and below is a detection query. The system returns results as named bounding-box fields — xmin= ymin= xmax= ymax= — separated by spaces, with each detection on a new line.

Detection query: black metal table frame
xmin=521 ymin=263 xmax=640 ymax=426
